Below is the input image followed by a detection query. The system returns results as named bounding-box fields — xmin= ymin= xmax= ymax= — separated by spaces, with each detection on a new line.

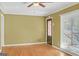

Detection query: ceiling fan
xmin=27 ymin=2 xmax=46 ymax=7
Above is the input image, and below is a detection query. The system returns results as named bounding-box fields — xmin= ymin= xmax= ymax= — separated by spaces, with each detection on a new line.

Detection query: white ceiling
xmin=0 ymin=2 xmax=78 ymax=16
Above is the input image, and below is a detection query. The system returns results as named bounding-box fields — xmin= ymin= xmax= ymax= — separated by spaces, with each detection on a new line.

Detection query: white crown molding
xmin=46 ymin=3 xmax=78 ymax=16
xmin=3 ymin=12 xmax=46 ymax=16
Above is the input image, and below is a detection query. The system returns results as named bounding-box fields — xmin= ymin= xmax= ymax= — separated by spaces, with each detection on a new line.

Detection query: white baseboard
xmin=52 ymin=45 xmax=60 ymax=50
xmin=3 ymin=42 xmax=46 ymax=47
xmin=52 ymin=45 xmax=78 ymax=56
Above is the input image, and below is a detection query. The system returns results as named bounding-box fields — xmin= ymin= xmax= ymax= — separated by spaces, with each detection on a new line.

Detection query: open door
xmin=47 ymin=19 xmax=52 ymax=45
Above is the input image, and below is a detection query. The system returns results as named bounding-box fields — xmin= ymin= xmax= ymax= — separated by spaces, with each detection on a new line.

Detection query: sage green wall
xmin=4 ymin=3 xmax=79 ymax=46
xmin=4 ymin=14 xmax=45 ymax=45
xmin=49 ymin=3 xmax=79 ymax=47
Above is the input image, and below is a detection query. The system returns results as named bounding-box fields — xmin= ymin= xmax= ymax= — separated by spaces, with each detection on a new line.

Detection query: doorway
xmin=47 ymin=19 xmax=52 ymax=45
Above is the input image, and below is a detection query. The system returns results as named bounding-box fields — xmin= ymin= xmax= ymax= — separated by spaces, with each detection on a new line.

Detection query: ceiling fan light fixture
xmin=33 ymin=3 xmax=39 ymax=7
xmin=27 ymin=2 xmax=45 ymax=7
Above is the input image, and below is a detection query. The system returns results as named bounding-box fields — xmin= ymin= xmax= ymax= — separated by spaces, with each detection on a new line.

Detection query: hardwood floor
xmin=2 ymin=44 xmax=71 ymax=56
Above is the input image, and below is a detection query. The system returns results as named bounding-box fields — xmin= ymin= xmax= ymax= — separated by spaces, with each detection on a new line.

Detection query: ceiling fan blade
xmin=27 ymin=3 xmax=33 ymax=7
xmin=39 ymin=3 xmax=45 ymax=7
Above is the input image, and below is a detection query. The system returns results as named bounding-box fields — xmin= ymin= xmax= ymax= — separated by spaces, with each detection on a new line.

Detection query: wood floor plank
xmin=2 ymin=44 xmax=71 ymax=56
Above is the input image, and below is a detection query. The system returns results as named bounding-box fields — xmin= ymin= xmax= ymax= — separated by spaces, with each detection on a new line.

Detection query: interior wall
xmin=48 ymin=3 xmax=79 ymax=47
xmin=3 ymin=3 xmax=79 ymax=46
xmin=4 ymin=14 xmax=45 ymax=45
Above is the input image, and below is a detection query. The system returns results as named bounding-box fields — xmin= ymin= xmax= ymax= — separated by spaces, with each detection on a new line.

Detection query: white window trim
xmin=1 ymin=14 xmax=4 ymax=46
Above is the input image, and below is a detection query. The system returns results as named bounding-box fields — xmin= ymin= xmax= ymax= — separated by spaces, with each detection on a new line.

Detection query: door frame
xmin=47 ymin=19 xmax=52 ymax=45
xmin=46 ymin=16 xmax=53 ymax=45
